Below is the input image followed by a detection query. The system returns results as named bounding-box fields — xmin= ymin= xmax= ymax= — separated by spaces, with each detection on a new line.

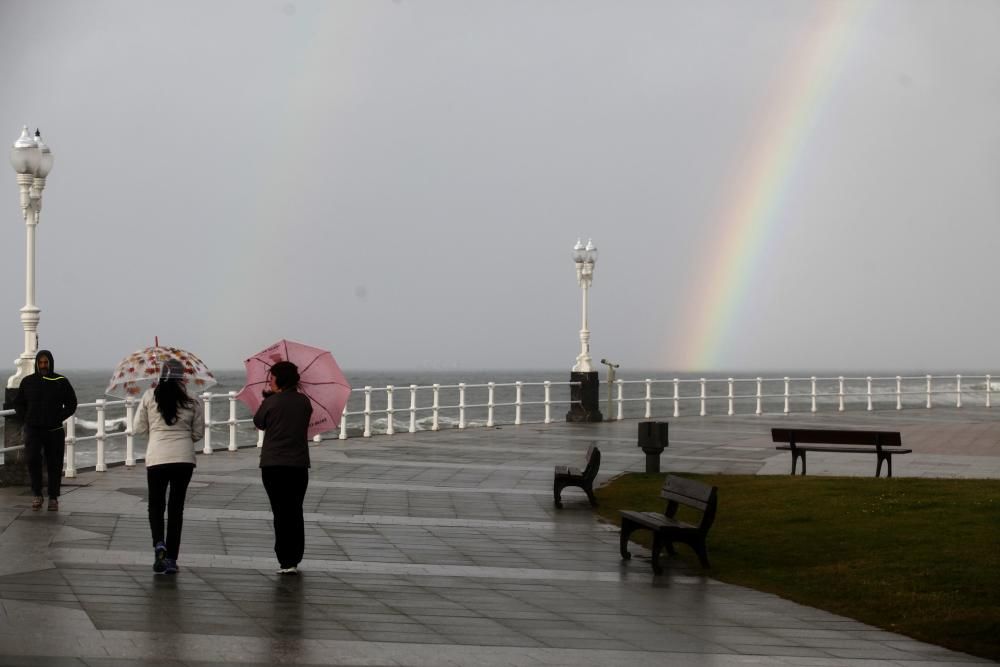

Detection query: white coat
xmin=133 ymin=388 xmax=205 ymax=467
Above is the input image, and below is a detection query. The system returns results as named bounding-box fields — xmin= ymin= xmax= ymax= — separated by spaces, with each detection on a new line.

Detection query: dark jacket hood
xmin=34 ymin=349 xmax=55 ymax=376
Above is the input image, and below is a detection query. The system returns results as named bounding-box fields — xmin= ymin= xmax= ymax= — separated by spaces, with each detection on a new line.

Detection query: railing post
xmin=616 ymin=379 xmax=624 ymax=421
xmin=432 ymin=384 xmax=440 ymax=431
xmin=956 ymin=374 xmax=962 ymax=408
xmin=363 ymin=386 xmax=372 ymax=438
xmin=202 ymin=393 xmax=213 ymax=454
xmin=409 ymin=385 xmax=418 ymax=432
xmin=926 ymin=374 xmax=932 ymax=409
xmin=866 ymin=377 xmax=873 ymax=411
xmin=515 ymin=381 xmax=523 ymax=425
xmin=727 ymin=378 xmax=734 ymax=416
xmin=258 ymin=428 xmax=265 ymax=447
xmin=987 ymin=375 xmax=992 ymax=408
xmin=386 ymin=385 xmax=395 ymax=435
xmin=64 ymin=416 xmax=76 ymax=478
xmin=838 ymin=376 xmax=845 ymax=411
xmin=125 ymin=398 xmax=136 ymax=466
xmin=783 ymin=377 xmax=790 ymax=414
xmin=486 ymin=382 xmax=495 ymax=427
xmin=699 ymin=378 xmax=707 ymax=417
xmin=458 ymin=383 xmax=466 ymax=429
xmin=645 ymin=379 xmax=652 ymax=419
xmin=673 ymin=378 xmax=680 ymax=417
xmin=896 ymin=376 xmax=902 ymax=411
xmin=228 ymin=391 xmax=238 ymax=451
xmin=95 ymin=399 xmax=107 ymax=472
xmin=755 ymin=377 xmax=762 ymax=415
xmin=338 ymin=404 xmax=348 ymax=440
xmin=544 ymin=381 xmax=552 ymax=424
xmin=810 ymin=376 xmax=817 ymax=413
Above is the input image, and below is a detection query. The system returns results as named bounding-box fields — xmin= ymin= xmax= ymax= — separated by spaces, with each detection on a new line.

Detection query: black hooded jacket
xmin=12 ymin=350 xmax=78 ymax=430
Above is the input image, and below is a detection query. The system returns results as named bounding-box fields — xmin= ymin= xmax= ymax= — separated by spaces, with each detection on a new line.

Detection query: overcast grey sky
xmin=1 ymin=0 xmax=998 ymax=374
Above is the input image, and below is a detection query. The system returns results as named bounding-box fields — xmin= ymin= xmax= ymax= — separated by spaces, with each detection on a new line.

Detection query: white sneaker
xmin=276 ymin=566 xmax=299 ymax=575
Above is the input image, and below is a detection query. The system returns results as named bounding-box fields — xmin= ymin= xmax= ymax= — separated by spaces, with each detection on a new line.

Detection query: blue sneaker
xmin=153 ymin=542 xmax=167 ymax=574
xmin=163 ymin=558 xmax=178 ymax=575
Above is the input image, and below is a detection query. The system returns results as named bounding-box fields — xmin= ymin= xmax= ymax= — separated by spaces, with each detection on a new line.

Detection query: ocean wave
xmin=74 ymin=417 xmax=129 ymax=433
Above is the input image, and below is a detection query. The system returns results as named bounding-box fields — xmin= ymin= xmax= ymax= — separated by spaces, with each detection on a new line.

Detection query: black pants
xmin=261 ymin=466 xmax=309 ymax=568
xmin=147 ymin=463 xmax=195 ymax=560
xmin=24 ymin=426 xmax=65 ymax=498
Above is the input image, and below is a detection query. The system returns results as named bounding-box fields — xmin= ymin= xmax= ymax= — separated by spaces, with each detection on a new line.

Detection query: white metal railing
xmin=599 ymin=374 xmax=996 ymax=421
xmin=2 ymin=373 xmax=996 ymax=475
xmin=334 ymin=380 xmax=577 ymax=440
xmin=0 ymin=379 xmax=581 ymax=473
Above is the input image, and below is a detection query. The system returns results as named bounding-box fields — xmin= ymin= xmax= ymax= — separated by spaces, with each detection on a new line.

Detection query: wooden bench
xmin=553 ymin=445 xmax=601 ymax=508
xmin=619 ymin=475 xmax=718 ymax=572
xmin=772 ymin=428 xmax=912 ymax=478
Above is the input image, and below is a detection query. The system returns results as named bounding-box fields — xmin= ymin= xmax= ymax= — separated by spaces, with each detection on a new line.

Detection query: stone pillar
xmin=566 ymin=371 xmax=603 ymax=423
xmin=1 ymin=388 xmax=30 ymax=487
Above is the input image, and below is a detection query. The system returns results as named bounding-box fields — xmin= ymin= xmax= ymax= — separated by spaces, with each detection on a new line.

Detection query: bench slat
xmin=660 ymin=475 xmax=712 ymax=503
xmin=772 ymin=428 xmax=902 ymax=447
xmin=775 ymin=445 xmax=912 ymax=454
xmin=620 ymin=511 xmax=695 ymax=531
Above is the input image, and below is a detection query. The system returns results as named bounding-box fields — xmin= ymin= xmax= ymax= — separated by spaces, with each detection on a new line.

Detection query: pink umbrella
xmin=236 ymin=339 xmax=351 ymax=439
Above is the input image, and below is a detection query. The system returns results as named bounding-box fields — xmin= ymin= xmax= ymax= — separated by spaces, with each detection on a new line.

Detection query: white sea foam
xmin=74 ymin=416 xmax=128 ymax=433
xmin=367 ymin=415 xmax=491 ymax=434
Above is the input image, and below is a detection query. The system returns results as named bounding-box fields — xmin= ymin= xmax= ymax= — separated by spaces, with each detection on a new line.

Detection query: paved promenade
xmin=1 ymin=408 xmax=998 ymax=666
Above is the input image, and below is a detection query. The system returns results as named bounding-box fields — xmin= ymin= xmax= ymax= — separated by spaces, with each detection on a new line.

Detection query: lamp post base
xmin=566 ymin=371 xmax=603 ymax=423
xmin=1 ymin=388 xmax=30 ymax=488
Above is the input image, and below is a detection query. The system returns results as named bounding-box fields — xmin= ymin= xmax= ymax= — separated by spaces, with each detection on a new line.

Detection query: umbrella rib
xmin=297 ymin=351 xmax=327 ymax=376
xmin=304 ymin=391 xmax=341 ymax=426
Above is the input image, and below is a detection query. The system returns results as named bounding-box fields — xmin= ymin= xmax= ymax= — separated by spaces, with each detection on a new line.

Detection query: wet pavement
xmin=0 ymin=408 xmax=997 ymax=665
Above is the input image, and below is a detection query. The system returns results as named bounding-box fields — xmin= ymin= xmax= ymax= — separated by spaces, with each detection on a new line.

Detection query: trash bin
xmin=637 ymin=421 xmax=668 ymax=473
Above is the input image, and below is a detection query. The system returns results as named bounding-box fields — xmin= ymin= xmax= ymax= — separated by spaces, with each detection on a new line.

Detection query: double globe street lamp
xmin=567 ymin=238 xmax=603 ymax=422
xmin=7 ymin=126 xmax=54 ymax=390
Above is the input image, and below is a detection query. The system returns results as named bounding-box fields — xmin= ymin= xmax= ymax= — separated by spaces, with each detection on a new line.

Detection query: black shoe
xmin=153 ymin=542 xmax=168 ymax=573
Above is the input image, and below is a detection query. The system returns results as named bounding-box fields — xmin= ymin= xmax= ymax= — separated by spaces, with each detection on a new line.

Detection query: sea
xmin=3 ymin=368 xmax=996 ymax=470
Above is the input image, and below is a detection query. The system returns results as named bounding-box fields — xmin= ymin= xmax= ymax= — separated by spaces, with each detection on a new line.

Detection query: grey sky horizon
xmin=1 ymin=0 xmax=998 ymax=376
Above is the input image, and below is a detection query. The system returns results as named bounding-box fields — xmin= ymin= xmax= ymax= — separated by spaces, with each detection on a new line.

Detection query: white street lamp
xmin=7 ymin=126 xmax=53 ymax=389
xmin=566 ymin=238 xmax=603 ymax=423
xmin=572 ymin=238 xmax=597 ymax=373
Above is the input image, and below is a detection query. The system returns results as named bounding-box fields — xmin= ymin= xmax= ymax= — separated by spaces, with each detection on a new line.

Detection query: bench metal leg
xmin=583 ymin=483 xmax=598 ymax=508
xmin=791 ymin=451 xmax=806 ymax=475
xmin=619 ymin=519 xmax=637 ymax=560
xmin=553 ymin=480 xmax=564 ymax=508
xmin=692 ymin=539 xmax=710 ymax=569
xmin=650 ymin=534 xmax=665 ymax=574
xmin=876 ymin=453 xmax=893 ymax=478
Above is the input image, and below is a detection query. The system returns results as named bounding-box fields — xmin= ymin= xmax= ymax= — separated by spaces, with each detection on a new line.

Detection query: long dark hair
xmin=153 ymin=360 xmax=194 ymax=425
xmin=270 ymin=361 xmax=300 ymax=391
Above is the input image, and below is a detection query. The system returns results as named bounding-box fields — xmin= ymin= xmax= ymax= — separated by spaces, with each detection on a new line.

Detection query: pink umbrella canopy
xmin=106 ymin=342 xmax=217 ymax=399
xmin=236 ymin=339 xmax=352 ymax=439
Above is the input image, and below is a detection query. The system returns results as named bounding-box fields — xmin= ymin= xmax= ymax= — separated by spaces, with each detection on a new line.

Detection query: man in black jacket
xmin=12 ymin=350 xmax=77 ymax=511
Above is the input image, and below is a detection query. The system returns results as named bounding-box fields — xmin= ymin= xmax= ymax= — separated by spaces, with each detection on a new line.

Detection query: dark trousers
xmin=261 ymin=466 xmax=309 ymax=568
xmin=147 ymin=463 xmax=195 ymax=560
xmin=24 ymin=426 xmax=66 ymax=498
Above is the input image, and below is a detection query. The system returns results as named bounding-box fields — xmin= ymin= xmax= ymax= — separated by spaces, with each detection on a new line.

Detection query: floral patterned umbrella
xmin=106 ymin=342 xmax=217 ymax=399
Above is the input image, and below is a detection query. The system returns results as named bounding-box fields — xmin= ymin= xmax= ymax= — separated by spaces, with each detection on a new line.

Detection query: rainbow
xmin=671 ymin=0 xmax=875 ymax=371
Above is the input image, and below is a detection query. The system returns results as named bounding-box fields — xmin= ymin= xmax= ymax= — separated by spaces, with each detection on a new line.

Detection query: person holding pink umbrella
xmin=253 ymin=361 xmax=313 ymax=575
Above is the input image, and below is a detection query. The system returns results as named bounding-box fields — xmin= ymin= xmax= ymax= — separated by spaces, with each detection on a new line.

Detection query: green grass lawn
xmin=595 ymin=473 xmax=1000 ymax=662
